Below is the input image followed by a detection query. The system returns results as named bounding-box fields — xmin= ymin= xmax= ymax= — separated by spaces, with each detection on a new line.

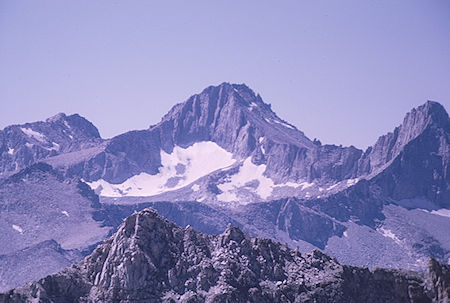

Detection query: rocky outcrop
xmin=428 ymin=258 xmax=450 ymax=302
xmin=1 ymin=208 xmax=448 ymax=302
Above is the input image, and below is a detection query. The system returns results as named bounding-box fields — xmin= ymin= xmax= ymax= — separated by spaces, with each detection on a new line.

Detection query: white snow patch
xmin=326 ymin=183 xmax=339 ymax=191
xmin=420 ymin=208 xmax=450 ymax=219
xmin=271 ymin=119 xmax=295 ymax=129
xmin=430 ymin=209 xmax=450 ymax=218
xmin=88 ymin=142 xmax=236 ymax=197
xmin=12 ymin=224 xmax=23 ymax=234
xmin=43 ymin=142 xmax=60 ymax=151
xmin=64 ymin=121 xmax=71 ymax=129
xmin=191 ymin=184 xmax=200 ymax=192
xmin=7 ymin=148 xmax=14 ymax=155
xmin=249 ymin=102 xmax=258 ymax=110
xmin=378 ymin=227 xmax=402 ymax=245
xmin=25 ymin=143 xmax=33 ymax=148
xmin=346 ymin=178 xmax=359 ymax=186
xmin=20 ymin=127 xmax=47 ymax=142
xmin=61 ymin=210 xmax=69 ymax=217
xmin=343 ymin=231 xmax=348 ymax=237
xmin=217 ymin=158 xmax=275 ymax=202
xmin=259 ymin=137 xmax=266 ymax=154
xmin=217 ymin=190 xmax=239 ymax=203
xmin=299 ymin=182 xmax=314 ymax=190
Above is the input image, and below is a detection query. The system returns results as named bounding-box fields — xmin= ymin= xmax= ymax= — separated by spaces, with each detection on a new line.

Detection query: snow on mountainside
xmin=1 ymin=82 xmax=450 ymax=291
xmin=88 ymin=142 xmax=236 ymax=197
xmin=73 ymin=85 xmax=449 ymax=208
xmin=0 ymin=113 xmax=102 ymax=176
xmin=60 ymin=82 xmax=364 ymax=204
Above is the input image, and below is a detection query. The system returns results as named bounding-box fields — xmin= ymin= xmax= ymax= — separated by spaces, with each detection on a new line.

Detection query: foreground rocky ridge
xmin=0 ymin=83 xmax=449 ymax=290
xmin=1 ymin=209 xmax=448 ymax=303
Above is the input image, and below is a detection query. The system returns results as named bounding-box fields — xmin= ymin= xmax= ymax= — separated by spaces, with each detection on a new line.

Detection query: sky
xmin=0 ymin=0 xmax=449 ymax=149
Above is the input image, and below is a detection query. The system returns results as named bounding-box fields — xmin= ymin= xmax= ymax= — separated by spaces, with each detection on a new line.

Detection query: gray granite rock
xmin=0 ymin=83 xmax=449 ymax=296
xmin=1 ymin=209 xmax=447 ymax=302
xmin=0 ymin=113 xmax=102 ymax=177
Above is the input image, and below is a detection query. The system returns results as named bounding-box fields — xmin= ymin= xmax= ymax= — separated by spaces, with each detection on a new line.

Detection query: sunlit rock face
xmin=2 ymin=209 xmax=448 ymax=303
xmin=1 ymin=83 xmax=450 ymax=292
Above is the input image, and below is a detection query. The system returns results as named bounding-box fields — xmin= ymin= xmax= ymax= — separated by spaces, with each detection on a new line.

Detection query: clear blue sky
xmin=1 ymin=0 xmax=449 ymax=149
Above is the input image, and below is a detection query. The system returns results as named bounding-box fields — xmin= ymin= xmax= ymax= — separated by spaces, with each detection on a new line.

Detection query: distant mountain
xmin=0 ymin=82 xmax=449 ymax=291
xmin=47 ymin=83 xmax=363 ymax=193
xmin=0 ymin=113 xmax=102 ymax=176
xmin=1 ymin=209 xmax=448 ymax=303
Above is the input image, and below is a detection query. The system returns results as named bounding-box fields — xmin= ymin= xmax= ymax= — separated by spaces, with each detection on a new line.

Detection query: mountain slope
xmin=1 ymin=208 xmax=447 ymax=303
xmin=0 ymin=113 xmax=102 ymax=176
xmin=0 ymin=240 xmax=82 ymax=292
xmin=0 ymin=82 xmax=449 ymax=290
xmin=0 ymin=163 xmax=111 ymax=291
xmin=78 ymin=83 xmax=363 ymax=202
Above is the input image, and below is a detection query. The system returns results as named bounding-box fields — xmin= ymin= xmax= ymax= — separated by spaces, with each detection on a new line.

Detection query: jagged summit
xmin=153 ymin=82 xmax=311 ymax=156
xmin=360 ymin=100 xmax=450 ymax=177
xmin=2 ymin=207 xmax=448 ymax=302
xmin=45 ymin=112 xmax=67 ymax=123
xmin=1 ymin=89 xmax=450 ymax=292
xmin=416 ymin=100 xmax=450 ymax=129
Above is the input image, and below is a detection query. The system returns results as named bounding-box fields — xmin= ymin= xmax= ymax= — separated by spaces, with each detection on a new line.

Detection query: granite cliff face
xmin=361 ymin=101 xmax=450 ymax=207
xmin=50 ymin=83 xmax=363 ymax=185
xmin=0 ymin=83 xmax=449 ymax=292
xmin=1 ymin=209 xmax=448 ymax=303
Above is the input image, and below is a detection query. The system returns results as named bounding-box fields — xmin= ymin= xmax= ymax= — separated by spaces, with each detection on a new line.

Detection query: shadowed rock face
xmin=39 ymin=83 xmax=364 ymax=185
xmin=0 ymin=83 xmax=450 ymax=294
xmin=1 ymin=209 xmax=448 ymax=303
xmin=362 ymin=101 xmax=450 ymax=207
xmin=39 ymin=85 xmax=450 ymax=208
xmin=2 ymin=85 xmax=449 ymax=193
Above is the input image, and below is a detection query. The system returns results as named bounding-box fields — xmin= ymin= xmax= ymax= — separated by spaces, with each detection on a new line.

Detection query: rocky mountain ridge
xmin=0 ymin=82 xmax=449 ymax=292
xmin=1 ymin=208 xmax=448 ymax=303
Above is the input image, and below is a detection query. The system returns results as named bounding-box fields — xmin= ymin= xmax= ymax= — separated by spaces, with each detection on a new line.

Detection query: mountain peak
xmin=198 ymin=82 xmax=264 ymax=110
xmin=46 ymin=112 xmax=67 ymax=123
xmin=417 ymin=100 xmax=449 ymax=128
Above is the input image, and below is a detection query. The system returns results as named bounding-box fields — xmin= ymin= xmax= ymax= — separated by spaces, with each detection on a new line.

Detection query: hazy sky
xmin=1 ymin=0 xmax=449 ymax=149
